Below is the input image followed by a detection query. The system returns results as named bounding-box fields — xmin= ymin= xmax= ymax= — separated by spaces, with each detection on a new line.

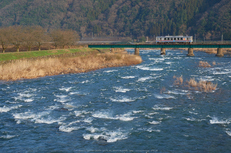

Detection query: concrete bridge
xmin=88 ymin=44 xmax=231 ymax=57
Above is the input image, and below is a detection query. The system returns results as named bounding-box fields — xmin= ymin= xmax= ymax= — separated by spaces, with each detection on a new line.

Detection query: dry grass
xmin=0 ymin=51 xmax=142 ymax=81
xmin=187 ymin=78 xmax=217 ymax=92
xmin=173 ymin=76 xmax=217 ymax=92
xmin=199 ymin=61 xmax=211 ymax=67
xmin=173 ymin=75 xmax=183 ymax=85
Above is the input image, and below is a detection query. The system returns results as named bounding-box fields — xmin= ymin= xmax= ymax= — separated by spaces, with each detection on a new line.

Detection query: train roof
xmin=157 ymin=36 xmax=193 ymax=37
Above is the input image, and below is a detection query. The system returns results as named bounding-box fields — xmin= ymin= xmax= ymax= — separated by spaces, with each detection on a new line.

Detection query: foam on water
xmin=226 ymin=131 xmax=231 ymax=136
xmin=59 ymin=125 xmax=82 ymax=133
xmin=132 ymin=110 xmax=144 ymax=114
xmin=59 ymin=120 xmax=82 ymax=132
xmin=74 ymin=110 xmax=90 ymax=117
xmin=137 ymin=77 xmax=153 ymax=82
xmin=209 ymin=117 xmax=230 ymax=125
xmin=83 ymin=128 xmax=128 ymax=143
xmin=81 ymin=80 xmax=90 ymax=84
xmin=146 ymin=128 xmax=161 ymax=133
xmin=154 ymin=94 xmax=175 ymax=99
xmin=104 ymin=70 xmax=118 ymax=73
xmin=114 ymin=87 xmax=131 ymax=93
xmin=86 ymin=127 xmax=107 ymax=133
xmin=121 ymin=76 xmax=136 ymax=79
xmin=35 ymin=116 xmax=66 ymax=125
xmin=83 ymin=117 xmax=93 ymax=124
xmin=55 ymin=95 xmax=70 ymax=103
xmin=14 ymin=93 xmax=35 ymax=102
xmin=136 ymin=65 xmax=163 ymax=71
xmin=13 ymin=110 xmax=65 ymax=124
xmin=0 ymin=135 xmax=17 ymax=139
xmin=184 ymin=117 xmax=204 ymax=122
xmin=92 ymin=111 xmax=136 ymax=121
xmin=0 ymin=105 xmax=22 ymax=113
xmin=110 ymin=96 xmax=136 ymax=102
xmin=60 ymin=87 xmax=72 ymax=92
xmin=165 ymin=62 xmax=173 ymax=65
xmin=149 ymin=121 xmax=161 ymax=125
xmin=166 ymin=90 xmax=189 ymax=95
xmin=152 ymin=105 xmax=173 ymax=111
xmin=198 ymin=76 xmax=214 ymax=82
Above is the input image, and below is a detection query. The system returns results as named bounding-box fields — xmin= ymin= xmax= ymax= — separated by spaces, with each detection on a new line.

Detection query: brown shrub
xmin=186 ymin=78 xmax=217 ymax=92
xmin=199 ymin=61 xmax=211 ymax=68
xmin=173 ymin=76 xmax=217 ymax=92
xmin=173 ymin=75 xmax=183 ymax=85
xmin=187 ymin=78 xmax=198 ymax=87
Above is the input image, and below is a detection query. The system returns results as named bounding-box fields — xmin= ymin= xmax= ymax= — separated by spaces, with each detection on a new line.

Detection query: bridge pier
xmin=187 ymin=48 xmax=194 ymax=56
xmin=161 ymin=48 xmax=166 ymax=55
xmin=135 ymin=48 xmax=139 ymax=55
xmin=216 ymin=48 xmax=224 ymax=57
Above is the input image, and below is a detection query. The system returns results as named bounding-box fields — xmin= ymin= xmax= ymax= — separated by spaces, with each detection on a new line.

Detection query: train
xmin=156 ymin=36 xmax=193 ymax=44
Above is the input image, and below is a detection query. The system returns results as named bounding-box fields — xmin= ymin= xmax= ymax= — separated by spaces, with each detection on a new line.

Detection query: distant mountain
xmin=0 ymin=0 xmax=230 ymax=39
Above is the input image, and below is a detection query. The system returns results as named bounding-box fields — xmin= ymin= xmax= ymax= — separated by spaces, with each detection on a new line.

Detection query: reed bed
xmin=173 ymin=75 xmax=183 ymax=85
xmin=0 ymin=52 xmax=142 ymax=81
xmin=199 ymin=61 xmax=211 ymax=67
xmin=173 ymin=76 xmax=217 ymax=92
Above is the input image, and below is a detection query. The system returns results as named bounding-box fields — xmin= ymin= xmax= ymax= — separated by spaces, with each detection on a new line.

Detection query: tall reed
xmin=173 ymin=76 xmax=217 ymax=92
xmin=0 ymin=52 xmax=142 ymax=81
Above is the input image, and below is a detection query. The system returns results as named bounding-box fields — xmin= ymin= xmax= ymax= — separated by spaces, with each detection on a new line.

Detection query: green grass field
xmin=0 ymin=48 xmax=96 ymax=62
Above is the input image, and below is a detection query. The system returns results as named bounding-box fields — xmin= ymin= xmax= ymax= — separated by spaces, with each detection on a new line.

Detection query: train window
xmin=168 ymin=38 xmax=170 ymax=40
xmin=164 ymin=38 xmax=166 ymax=40
xmin=177 ymin=38 xmax=179 ymax=40
xmin=174 ymin=38 xmax=176 ymax=40
xmin=181 ymin=38 xmax=183 ymax=40
xmin=171 ymin=38 xmax=173 ymax=40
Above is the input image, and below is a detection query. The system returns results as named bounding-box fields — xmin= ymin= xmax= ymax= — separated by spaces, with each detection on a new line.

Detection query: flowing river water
xmin=0 ymin=49 xmax=231 ymax=152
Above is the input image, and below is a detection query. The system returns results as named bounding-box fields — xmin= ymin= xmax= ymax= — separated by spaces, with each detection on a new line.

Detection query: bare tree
xmin=8 ymin=26 xmax=24 ymax=52
xmin=50 ymin=29 xmax=79 ymax=49
xmin=23 ymin=26 xmax=36 ymax=51
xmin=0 ymin=27 xmax=11 ymax=53
xmin=33 ymin=26 xmax=50 ymax=51
xmin=50 ymin=29 xmax=63 ymax=49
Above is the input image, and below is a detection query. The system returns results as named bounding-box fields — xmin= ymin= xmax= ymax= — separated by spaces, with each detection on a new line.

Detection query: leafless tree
xmin=50 ymin=29 xmax=79 ymax=49
xmin=8 ymin=26 xmax=24 ymax=52
xmin=23 ymin=26 xmax=36 ymax=51
xmin=0 ymin=27 xmax=11 ymax=53
xmin=33 ymin=26 xmax=50 ymax=51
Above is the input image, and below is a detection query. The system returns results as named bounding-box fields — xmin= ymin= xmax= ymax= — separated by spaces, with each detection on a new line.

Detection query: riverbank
xmin=0 ymin=49 xmax=142 ymax=81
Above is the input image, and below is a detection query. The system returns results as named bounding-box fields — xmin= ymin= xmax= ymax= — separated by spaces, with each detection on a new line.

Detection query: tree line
xmin=0 ymin=26 xmax=80 ymax=53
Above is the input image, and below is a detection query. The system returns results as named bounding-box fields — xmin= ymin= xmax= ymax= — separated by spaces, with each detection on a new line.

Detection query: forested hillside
xmin=0 ymin=0 xmax=230 ymax=39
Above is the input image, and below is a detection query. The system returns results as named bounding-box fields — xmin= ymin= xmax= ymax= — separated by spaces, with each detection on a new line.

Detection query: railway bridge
xmin=88 ymin=44 xmax=231 ymax=57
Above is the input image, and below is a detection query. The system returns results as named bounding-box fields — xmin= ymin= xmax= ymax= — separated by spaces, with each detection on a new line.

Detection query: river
xmin=0 ymin=49 xmax=231 ymax=152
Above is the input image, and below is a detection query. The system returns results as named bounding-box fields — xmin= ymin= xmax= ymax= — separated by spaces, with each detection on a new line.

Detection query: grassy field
xmin=0 ymin=48 xmax=97 ymax=62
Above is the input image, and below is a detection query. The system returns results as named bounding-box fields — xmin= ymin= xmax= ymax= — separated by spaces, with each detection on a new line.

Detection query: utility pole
xmin=194 ymin=34 xmax=196 ymax=43
xmin=221 ymin=34 xmax=223 ymax=44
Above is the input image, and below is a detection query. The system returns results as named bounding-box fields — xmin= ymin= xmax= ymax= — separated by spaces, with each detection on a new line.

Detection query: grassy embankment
xmin=0 ymin=48 xmax=142 ymax=81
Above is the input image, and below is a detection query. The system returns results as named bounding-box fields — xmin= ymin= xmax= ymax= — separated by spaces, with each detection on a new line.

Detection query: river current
xmin=0 ymin=49 xmax=231 ymax=152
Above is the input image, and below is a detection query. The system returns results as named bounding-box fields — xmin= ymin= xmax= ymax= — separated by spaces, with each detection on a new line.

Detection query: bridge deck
xmin=88 ymin=44 xmax=231 ymax=48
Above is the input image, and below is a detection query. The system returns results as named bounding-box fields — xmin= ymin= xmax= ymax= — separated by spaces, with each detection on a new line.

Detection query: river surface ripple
xmin=0 ymin=49 xmax=231 ymax=152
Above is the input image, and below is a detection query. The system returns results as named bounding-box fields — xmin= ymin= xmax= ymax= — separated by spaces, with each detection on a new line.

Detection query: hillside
xmin=0 ymin=0 xmax=230 ymax=39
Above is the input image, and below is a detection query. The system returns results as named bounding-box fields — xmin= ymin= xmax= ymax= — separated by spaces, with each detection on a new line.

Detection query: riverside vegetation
xmin=173 ymin=60 xmax=217 ymax=92
xmin=0 ymin=48 xmax=142 ymax=81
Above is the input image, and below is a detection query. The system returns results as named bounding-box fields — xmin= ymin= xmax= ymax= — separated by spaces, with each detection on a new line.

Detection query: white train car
xmin=156 ymin=36 xmax=193 ymax=44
